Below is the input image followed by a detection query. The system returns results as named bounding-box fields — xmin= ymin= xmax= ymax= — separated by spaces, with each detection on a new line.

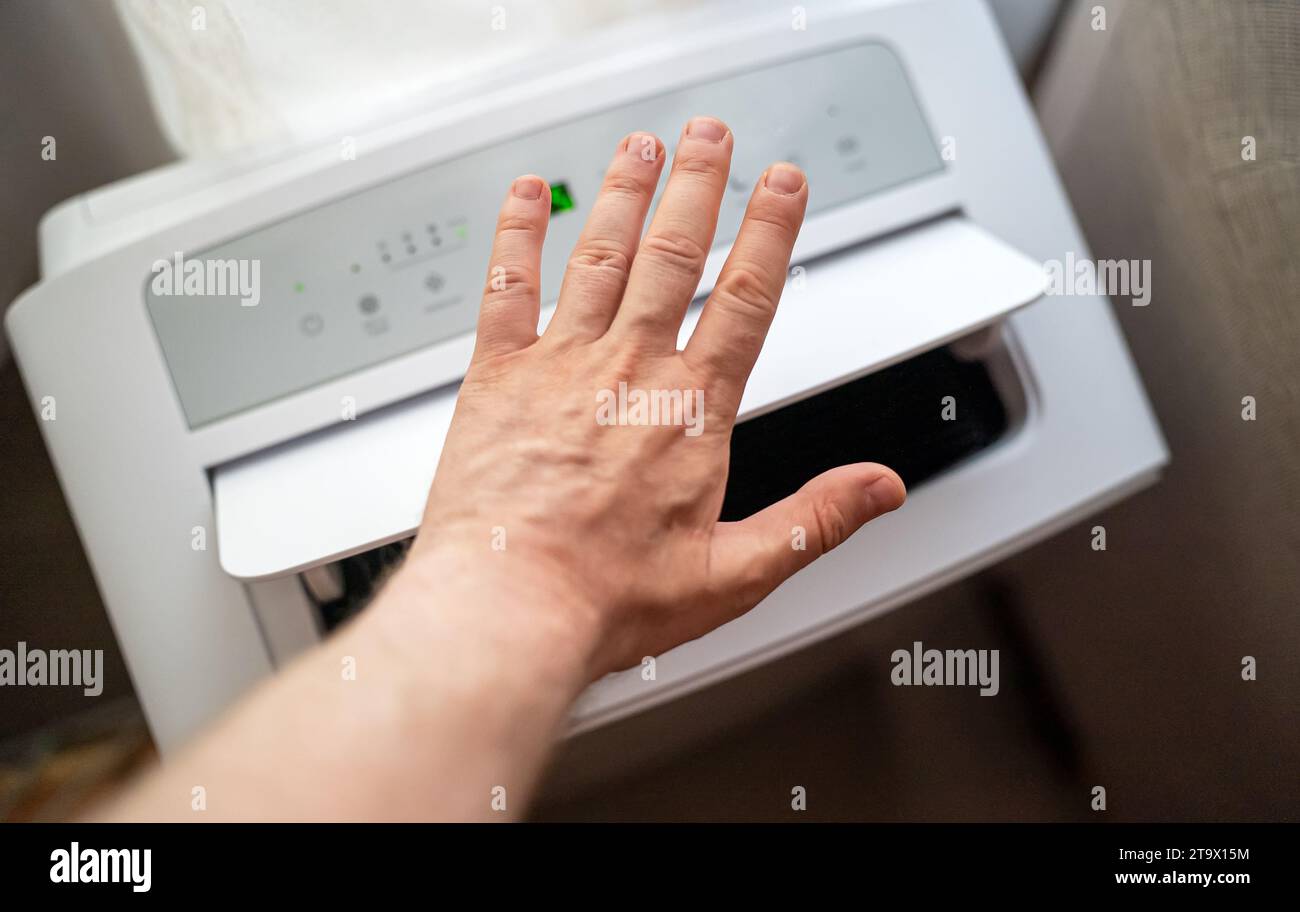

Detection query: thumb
xmin=709 ymin=463 xmax=906 ymax=613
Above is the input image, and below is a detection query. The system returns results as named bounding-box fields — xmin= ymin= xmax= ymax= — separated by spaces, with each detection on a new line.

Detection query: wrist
xmin=372 ymin=540 xmax=607 ymax=692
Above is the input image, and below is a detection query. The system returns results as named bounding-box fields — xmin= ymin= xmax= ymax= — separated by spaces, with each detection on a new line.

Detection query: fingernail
xmin=765 ymin=163 xmax=805 ymax=195
xmin=866 ymin=475 xmax=906 ymax=512
xmin=512 ymin=176 xmax=544 ymax=199
xmin=686 ymin=117 xmax=727 ymax=142
xmin=625 ymin=132 xmax=660 ymax=161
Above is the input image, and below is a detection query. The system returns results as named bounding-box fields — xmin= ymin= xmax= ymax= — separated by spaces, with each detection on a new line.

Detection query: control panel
xmin=145 ymin=41 xmax=942 ymax=427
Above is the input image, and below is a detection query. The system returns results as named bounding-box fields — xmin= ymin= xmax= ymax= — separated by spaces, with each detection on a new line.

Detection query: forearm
xmin=102 ymin=549 xmax=602 ymax=821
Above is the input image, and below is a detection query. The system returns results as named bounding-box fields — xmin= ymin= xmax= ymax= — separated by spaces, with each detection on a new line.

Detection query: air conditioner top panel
xmin=144 ymin=40 xmax=943 ymax=429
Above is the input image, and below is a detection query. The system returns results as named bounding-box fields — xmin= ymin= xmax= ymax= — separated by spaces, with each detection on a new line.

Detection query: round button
xmin=300 ymin=313 xmax=324 ymax=337
xmin=358 ymin=294 xmax=380 ymax=314
xmin=424 ymin=273 xmax=446 ymax=293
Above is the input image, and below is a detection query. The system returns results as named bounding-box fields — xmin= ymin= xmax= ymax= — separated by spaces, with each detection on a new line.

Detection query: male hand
xmin=412 ymin=116 xmax=905 ymax=679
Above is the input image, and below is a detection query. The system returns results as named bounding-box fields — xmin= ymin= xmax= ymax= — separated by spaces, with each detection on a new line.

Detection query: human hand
xmin=409 ymin=116 xmax=905 ymax=679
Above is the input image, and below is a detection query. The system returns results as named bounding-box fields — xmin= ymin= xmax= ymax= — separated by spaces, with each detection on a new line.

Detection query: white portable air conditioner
xmin=6 ymin=0 xmax=1166 ymax=752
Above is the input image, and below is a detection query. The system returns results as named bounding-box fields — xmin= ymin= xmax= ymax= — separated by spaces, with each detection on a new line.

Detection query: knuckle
xmin=713 ymin=265 xmax=780 ymax=319
xmin=673 ymin=153 xmax=727 ymax=180
xmin=599 ymin=342 xmax=644 ymax=380
xmin=568 ymin=242 xmax=633 ymax=281
xmin=496 ymin=212 xmax=540 ymax=236
xmin=481 ymin=263 xmax=538 ymax=302
xmin=743 ymin=203 xmax=800 ymax=238
xmin=809 ymin=496 xmax=853 ymax=554
xmin=640 ymin=230 xmax=709 ymax=275
xmin=601 ymin=172 xmax=653 ymax=200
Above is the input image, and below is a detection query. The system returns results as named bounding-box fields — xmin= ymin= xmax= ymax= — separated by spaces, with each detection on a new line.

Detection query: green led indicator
xmin=549 ymin=182 xmax=575 ymax=214
xmin=294 ymin=281 xmax=305 ymax=293
xmin=454 ymin=224 xmax=468 ymax=240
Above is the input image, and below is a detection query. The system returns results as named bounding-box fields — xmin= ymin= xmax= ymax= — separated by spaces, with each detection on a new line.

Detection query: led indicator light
xmin=549 ymin=182 xmax=575 ymax=214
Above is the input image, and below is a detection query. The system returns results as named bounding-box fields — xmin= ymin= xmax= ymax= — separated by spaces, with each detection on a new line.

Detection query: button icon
xmin=358 ymin=294 xmax=380 ymax=314
xmin=300 ymin=313 xmax=324 ymax=337
xmin=425 ymin=272 xmax=446 ymax=293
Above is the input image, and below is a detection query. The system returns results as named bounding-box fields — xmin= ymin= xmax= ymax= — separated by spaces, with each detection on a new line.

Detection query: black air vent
xmin=721 ymin=345 xmax=1007 ymax=520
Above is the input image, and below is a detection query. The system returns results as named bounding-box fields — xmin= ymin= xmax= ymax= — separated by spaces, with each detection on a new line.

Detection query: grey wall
xmin=0 ymin=0 xmax=172 ymax=738
xmin=0 ymin=0 xmax=174 ymax=359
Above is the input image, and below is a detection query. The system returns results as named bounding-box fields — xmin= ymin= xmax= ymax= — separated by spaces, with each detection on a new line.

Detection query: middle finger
xmin=608 ymin=116 xmax=733 ymax=348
